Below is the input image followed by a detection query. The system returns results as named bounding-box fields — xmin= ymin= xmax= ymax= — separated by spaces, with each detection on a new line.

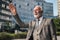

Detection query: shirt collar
xmin=36 ymin=16 xmax=43 ymax=21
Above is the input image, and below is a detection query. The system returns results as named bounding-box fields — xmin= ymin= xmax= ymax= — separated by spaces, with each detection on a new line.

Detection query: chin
xmin=34 ymin=15 xmax=39 ymax=18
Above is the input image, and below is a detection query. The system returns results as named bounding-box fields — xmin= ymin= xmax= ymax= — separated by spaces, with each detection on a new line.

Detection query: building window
xmin=26 ymin=3 xmax=29 ymax=6
xmin=14 ymin=3 xmax=16 ymax=6
xmin=19 ymin=5 xmax=21 ymax=8
xmin=37 ymin=2 xmax=40 ymax=5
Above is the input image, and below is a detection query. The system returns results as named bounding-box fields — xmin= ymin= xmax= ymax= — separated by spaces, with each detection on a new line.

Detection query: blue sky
xmin=45 ymin=0 xmax=58 ymax=16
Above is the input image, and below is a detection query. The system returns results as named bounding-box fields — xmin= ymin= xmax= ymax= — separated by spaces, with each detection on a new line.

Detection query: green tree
xmin=53 ymin=18 xmax=60 ymax=35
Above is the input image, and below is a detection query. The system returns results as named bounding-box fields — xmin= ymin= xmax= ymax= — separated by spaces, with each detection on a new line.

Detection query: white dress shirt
xmin=36 ymin=16 xmax=43 ymax=27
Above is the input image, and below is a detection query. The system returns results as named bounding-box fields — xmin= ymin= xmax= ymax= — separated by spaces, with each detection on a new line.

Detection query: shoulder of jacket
xmin=29 ymin=20 xmax=36 ymax=27
xmin=46 ymin=18 xmax=52 ymax=21
xmin=45 ymin=18 xmax=52 ymax=24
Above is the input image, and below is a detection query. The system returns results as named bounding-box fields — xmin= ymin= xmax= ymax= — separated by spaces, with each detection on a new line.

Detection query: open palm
xmin=9 ymin=3 xmax=17 ymax=15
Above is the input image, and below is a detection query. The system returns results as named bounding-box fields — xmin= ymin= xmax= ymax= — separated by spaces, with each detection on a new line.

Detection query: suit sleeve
xmin=13 ymin=13 xmax=29 ymax=28
xmin=49 ymin=19 xmax=57 ymax=40
xmin=26 ymin=21 xmax=32 ymax=40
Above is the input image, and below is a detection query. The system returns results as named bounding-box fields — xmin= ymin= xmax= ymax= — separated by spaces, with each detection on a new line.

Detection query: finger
xmin=9 ymin=3 xmax=12 ymax=9
xmin=9 ymin=3 xmax=17 ymax=15
xmin=9 ymin=3 xmax=15 ymax=10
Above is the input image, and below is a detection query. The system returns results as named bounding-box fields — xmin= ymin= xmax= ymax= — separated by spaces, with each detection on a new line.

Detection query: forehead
xmin=34 ymin=6 xmax=42 ymax=10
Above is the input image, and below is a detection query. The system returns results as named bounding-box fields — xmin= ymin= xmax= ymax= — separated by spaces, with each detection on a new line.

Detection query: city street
xmin=13 ymin=36 xmax=60 ymax=40
xmin=57 ymin=36 xmax=60 ymax=40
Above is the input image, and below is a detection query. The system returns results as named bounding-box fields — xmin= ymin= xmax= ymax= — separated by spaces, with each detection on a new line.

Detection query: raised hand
xmin=9 ymin=3 xmax=28 ymax=27
xmin=9 ymin=3 xmax=17 ymax=15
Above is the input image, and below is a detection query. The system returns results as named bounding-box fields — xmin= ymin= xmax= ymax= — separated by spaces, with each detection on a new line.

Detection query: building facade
xmin=0 ymin=0 xmax=12 ymax=29
xmin=43 ymin=1 xmax=53 ymax=18
xmin=57 ymin=0 xmax=60 ymax=17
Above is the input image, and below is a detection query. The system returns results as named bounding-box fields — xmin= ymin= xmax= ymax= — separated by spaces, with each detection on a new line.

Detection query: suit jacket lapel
xmin=28 ymin=17 xmax=46 ymax=37
xmin=29 ymin=20 xmax=36 ymax=37
xmin=39 ymin=17 xmax=46 ymax=33
xmin=31 ymin=17 xmax=46 ymax=34
xmin=31 ymin=20 xmax=36 ymax=32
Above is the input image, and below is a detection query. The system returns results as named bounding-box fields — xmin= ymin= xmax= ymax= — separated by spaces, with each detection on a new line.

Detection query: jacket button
xmin=37 ymin=39 xmax=39 ymax=40
xmin=37 ymin=34 xmax=39 ymax=36
xmin=37 ymin=30 xmax=38 ymax=32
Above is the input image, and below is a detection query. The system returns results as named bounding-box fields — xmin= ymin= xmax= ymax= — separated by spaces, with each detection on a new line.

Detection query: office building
xmin=43 ymin=1 xmax=53 ymax=18
xmin=57 ymin=0 xmax=60 ymax=17
xmin=0 ymin=0 xmax=12 ymax=29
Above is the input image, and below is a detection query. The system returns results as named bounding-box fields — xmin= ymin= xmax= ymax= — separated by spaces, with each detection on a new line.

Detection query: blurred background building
xmin=0 ymin=0 xmax=18 ymax=32
xmin=57 ymin=0 xmax=60 ymax=17
xmin=0 ymin=0 xmax=12 ymax=29
xmin=43 ymin=1 xmax=53 ymax=18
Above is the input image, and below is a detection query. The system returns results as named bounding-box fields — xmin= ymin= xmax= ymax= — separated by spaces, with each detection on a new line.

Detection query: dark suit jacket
xmin=13 ymin=14 xmax=57 ymax=40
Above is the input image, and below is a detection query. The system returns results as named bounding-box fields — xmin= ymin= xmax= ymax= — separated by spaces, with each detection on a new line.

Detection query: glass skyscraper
xmin=43 ymin=1 xmax=53 ymax=18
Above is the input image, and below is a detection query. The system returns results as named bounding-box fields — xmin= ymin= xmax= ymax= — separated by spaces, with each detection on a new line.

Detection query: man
xmin=9 ymin=3 xmax=57 ymax=40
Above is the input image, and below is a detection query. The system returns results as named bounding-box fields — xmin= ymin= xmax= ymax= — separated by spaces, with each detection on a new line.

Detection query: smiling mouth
xmin=35 ymin=14 xmax=37 ymax=15
xmin=34 ymin=13 xmax=39 ymax=15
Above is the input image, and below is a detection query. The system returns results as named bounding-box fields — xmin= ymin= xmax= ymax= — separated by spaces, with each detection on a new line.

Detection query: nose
xmin=36 ymin=10 xmax=39 ymax=13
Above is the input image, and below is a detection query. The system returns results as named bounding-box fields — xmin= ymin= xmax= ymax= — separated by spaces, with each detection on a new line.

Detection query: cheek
xmin=37 ymin=13 xmax=40 ymax=16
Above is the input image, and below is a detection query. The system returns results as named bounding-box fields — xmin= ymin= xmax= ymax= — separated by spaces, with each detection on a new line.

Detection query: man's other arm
xmin=50 ymin=19 xmax=57 ymax=40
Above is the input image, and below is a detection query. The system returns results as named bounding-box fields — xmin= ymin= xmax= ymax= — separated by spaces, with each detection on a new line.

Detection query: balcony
xmin=0 ymin=12 xmax=11 ymax=17
xmin=0 ymin=6 xmax=10 ymax=12
xmin=0 ymin=16 xmax=12 ymax=22
xmin=0 ymin=18 xmax=11 ymax=22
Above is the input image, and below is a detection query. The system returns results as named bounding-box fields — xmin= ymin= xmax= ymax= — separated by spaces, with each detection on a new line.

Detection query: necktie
xmin=36 ymin=19 xmax=39 ymax=28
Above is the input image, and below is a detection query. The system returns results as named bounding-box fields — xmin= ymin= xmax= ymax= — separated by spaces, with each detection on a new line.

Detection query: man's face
xmin=33 ymin=6 xmax=42 ymax=19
